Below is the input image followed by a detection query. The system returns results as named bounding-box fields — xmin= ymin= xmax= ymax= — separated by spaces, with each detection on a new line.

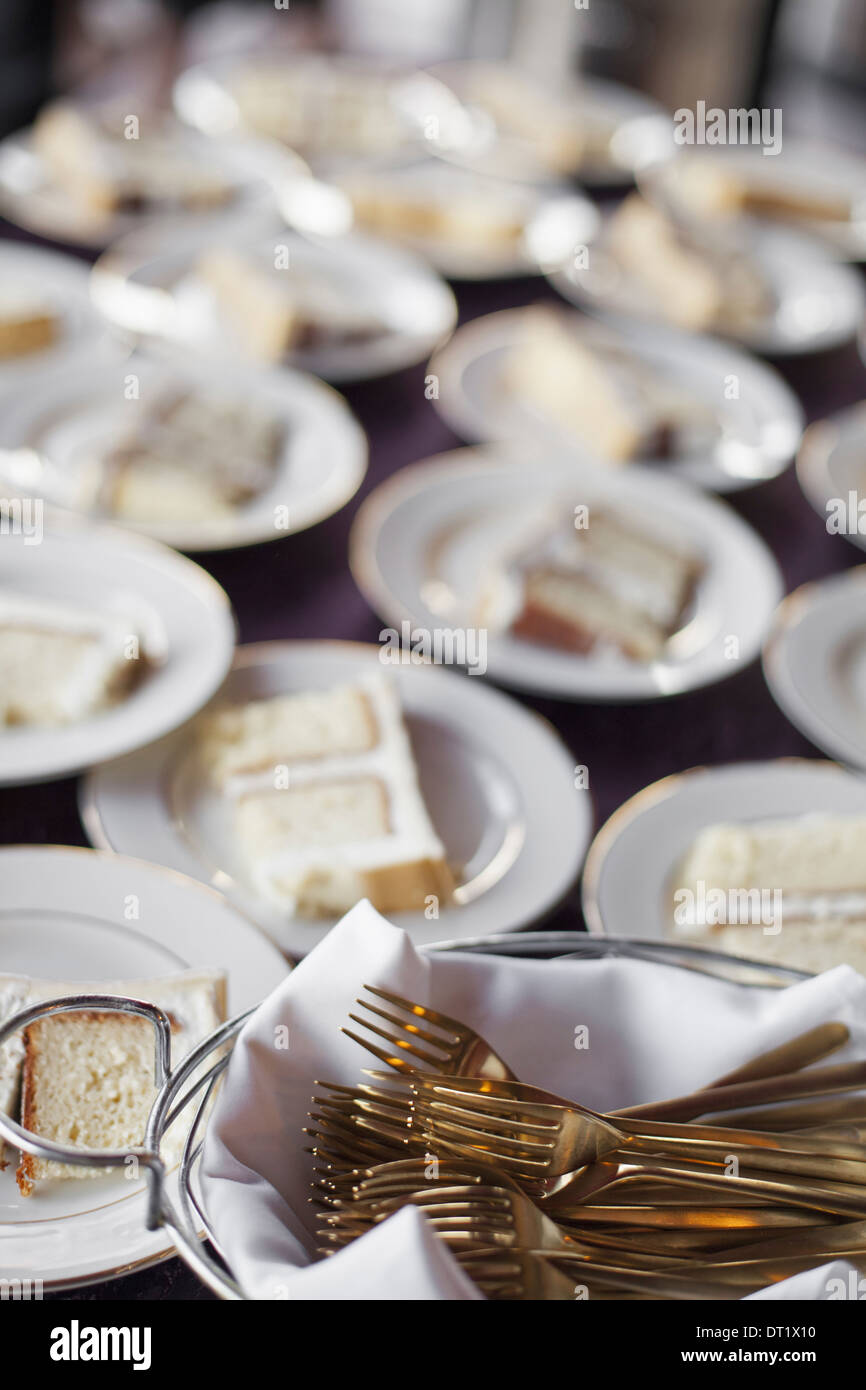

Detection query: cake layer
xmin=676 ymin=816 xmax=866 ymax=905
xmin=199 ymin=683 xmax=379 ymax=786
xmin=0 ymin=309 xmax=58 ymax=359
xmin=708 ymin=920 xmax=866 ymax=979
xmin=513 ymin=568 xmax=667 ymax=662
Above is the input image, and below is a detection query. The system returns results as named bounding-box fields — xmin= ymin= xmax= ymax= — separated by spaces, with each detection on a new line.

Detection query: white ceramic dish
xmin=763 ymin=569 xmax=866 ymax=772
xmin=0 ymin=352 xmax=367 ymax=552
xmin=91 ymin=215 xmax=457 ymax=383
xmin=0 ymin=120 xmax=283 ymax=249
xmin=82 ymin=640 xmax=592 ymax=957
xmin=428 ymin=306 xmax=803 ymax=492
xmin=0 ymin=516 xmax=235 ymax=784
xmin=0 ymin=844 xmax=288 ymax=1291
xmin=349 ymin=447 xmax=784 ymax=701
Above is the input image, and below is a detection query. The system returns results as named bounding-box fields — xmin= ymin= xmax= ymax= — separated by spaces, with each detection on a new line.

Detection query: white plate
xmin=0 ymin=516 xmax=235 ymax=784
xmin=349 ymin=447 xmax=784 ymax=701
xmin=0 ymin=242 xmax=119 ymax=395
xmin=796 ymin=402 xmax=866 ymax=552
xmin=331 ymin=157 xmax=599 ymax=281
xmin=428 ymin=307 xmax=803 ymax=493
xmin=641 ymin=141 xmax=866 ymax=261
xmin=82 ymin=639 xmax=592 ymax=958
xmin=582 ymin=759 xmax=866 ymax=938
xmin=763 ymin=569 xmax=866 ymax=772
xmin=550 ymin=217 xmax=866 ymax=356
xmin=429 ymin=63 xmax=675 ymax=186
xmin=0 ymin=121 xmax=283 ymax=249
xmin=0 ymin=352 xmax=367 ymax=552
xmin=0 ymin=844 xmax=287 ymax=1291
xmin=91 ymin=214 xmax=457 ymax=383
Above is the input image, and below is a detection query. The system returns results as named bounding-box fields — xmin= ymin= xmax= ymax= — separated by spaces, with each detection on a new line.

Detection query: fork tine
xmin=421 ymin=1128 xmax=552 ymax=1174
xmin=340 ymin=1027 xmax=420 ymax=1073
xmin=424 ymin=1110 xmax=557 ymax=1156
xmin=354 ymin=999 xmax=459 ymax=1055
xmin=415 ymin=1095 xmax=558 ymax=1136
xmin=346 ymin=1016 xmax=449 ymax=1068
xmin=361 ymin=986 xmax=472 ymax=1038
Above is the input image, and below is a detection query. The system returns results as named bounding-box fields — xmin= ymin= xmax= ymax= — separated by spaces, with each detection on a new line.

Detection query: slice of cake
xmin=32 ymin=102 xmax=230 ymax=216
xmin=196 ymin=673 xmax=454 ymax=916
xmin=104 ymin=390 xmax=283 ymax=523
xmin=676 ymin=157 xmax=853 ymax=226
xmin=228 ymin=61 xmax=403 ymax=157
xmin=506 ymin=307 xmax=713 ymax=463
xmin=195 ymin=249 xmax=382 ymax=363
xmin=343 ymin=171 xmax=527 ymax=253
xmin=0 ymin=593 xmax=143 ymax=727
xmin=460 ymin=65 xmax=585 ymax=174
xmin=673 ymin=814 xmax=866 ymax=934
xmin=11 ymin=969 xmax=226 ymax=1195
xmin=499 ymin=510 xmax=701 ymax=663
xmin=0 ymin=287 xmax=59 ymax=359
xmin=606 ymin=194 xmax=771 ymax=333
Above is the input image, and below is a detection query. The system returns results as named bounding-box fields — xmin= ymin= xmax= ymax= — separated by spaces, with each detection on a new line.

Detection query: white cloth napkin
xmin=201 ymin=901 xmax=866 ymax=1300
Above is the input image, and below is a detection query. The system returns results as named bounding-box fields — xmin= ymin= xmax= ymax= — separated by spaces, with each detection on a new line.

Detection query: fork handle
xmin=617 ymin=1131 xmax=866 ymax=1183
xmin=613 ymin=1058 xmax=866 ymax=1124
xmin=702 ymin=1022 xmax=849 ymax=1089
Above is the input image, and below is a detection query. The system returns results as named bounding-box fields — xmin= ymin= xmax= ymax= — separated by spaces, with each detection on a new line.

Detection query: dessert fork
xmin=343 ymin=986 xmax=518 ymax=1079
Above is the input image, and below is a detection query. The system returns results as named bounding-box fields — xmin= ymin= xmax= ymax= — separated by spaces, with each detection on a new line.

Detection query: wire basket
xmin=0 ymin=933 xmax=808 ymax=1300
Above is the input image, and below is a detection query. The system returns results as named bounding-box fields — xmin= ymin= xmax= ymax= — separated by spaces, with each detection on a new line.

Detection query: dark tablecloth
xmin=2 ymin=225 xmax=863 ymax=1299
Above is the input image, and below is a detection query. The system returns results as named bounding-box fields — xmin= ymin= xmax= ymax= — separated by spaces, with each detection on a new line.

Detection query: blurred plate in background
xmin=0 ymin=353 xmax=367 ymax=552
xmin=764 ymin=569 xmax=866 ymax=772
xmin=428 ymin=306 xmax=803 ymax=492
xmin=0 ymin=517 xmax=235 ymax=784
xmin=349 ymin=447 xmax=784 ymax=701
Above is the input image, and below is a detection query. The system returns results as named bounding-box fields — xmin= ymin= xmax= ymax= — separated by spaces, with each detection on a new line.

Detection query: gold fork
xmin=343 ymin=986 xmax=518 ymax=1080
xmin=410 ymin=1076 xmax=866 ymax=1181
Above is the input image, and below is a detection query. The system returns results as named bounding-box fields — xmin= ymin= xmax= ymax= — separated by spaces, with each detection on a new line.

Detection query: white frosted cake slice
xmin=607 ymin=194 xmax=771 ymax=333
xmin=196 ymin=674 xmax=454 ymax=916
xmin=195 ymin=249 xmax=381 ymax=363
xmin=11 ymin=969 xmax=226 ymax=1194
xmin=500 ymin=511 xmax=701 ymax=662
xmin=676 ymin=157 xmax=853 ymax=225
xmin=343 ymin=168 xmax=527 ymax=253
xmin=673 ymin=815 xmax=866 ymax=933
xmin=32 ymin=102 xmax=230 ymax=215
xmin=460 ymin=65 xmax=585 ymax=174
xmin=105 ymin=390 xmax=282 ymax=523
xmin=0 ymin=593 xmax=142 ymax=727
xmin=507 ymin=307 xmax=713 ymax=463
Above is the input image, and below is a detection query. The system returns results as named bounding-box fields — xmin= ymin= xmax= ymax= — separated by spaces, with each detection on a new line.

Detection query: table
xmin=2 ymin=225 xmax=863 ymax=1298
